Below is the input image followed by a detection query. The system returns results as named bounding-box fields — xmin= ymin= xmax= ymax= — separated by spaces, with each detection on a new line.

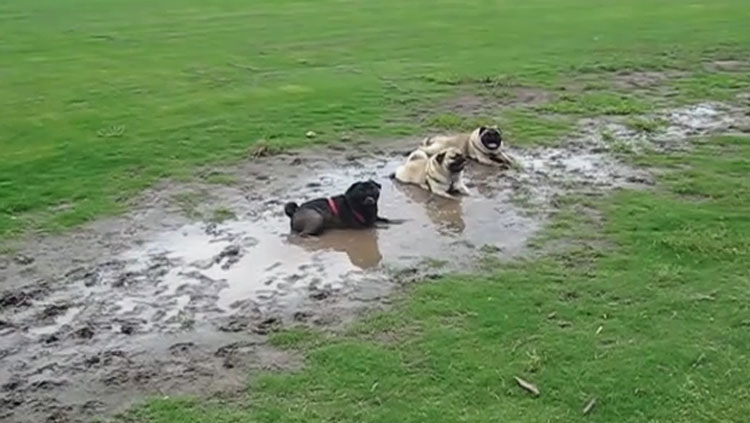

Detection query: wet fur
xmin=392 ymin=147 xmax=470 ymax=199
xmin=420 ymin=126 xmax=514 ymax=167
xmin=284 ymin=180 xmax=398 ymax=236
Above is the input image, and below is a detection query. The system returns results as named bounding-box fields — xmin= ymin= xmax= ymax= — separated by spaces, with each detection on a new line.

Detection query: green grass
xmin=538 ymin=92 xmax=652 ymax=116
xmin=670 ymin=71 xmax=750 ymax=103
xmin=624 ymin=117 xmax=667 ymax=133
xmin=3 ymin=0 xmax=750 ymax=237
xmin=425 ymin=113 xmax=491 ymax=131
xmin=124 ymin=135 xmax=750 ymax=422
xmin=503 ymin=109 xmax=576 ymax=146
xmin=209 ymin=206 xmax=236 ymax=223
xmin=171 ymin=190 xmax=207 ymax=219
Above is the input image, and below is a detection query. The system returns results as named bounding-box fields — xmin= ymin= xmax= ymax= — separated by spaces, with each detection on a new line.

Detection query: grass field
xmin=2 ymin=0 xmax=750 ymax=237
xmin=3 ymin=0 xmax=750 ymax=422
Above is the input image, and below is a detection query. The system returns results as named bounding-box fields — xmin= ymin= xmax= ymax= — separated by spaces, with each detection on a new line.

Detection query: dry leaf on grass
xmin=583 ymin=397 xmax=597 ymax=415
xmin=514 ymin=376 xmax=540 ymax=396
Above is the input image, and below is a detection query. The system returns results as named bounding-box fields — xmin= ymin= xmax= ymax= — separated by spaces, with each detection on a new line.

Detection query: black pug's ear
xmin=345 ymin=182 xmax=363 ymax=195
xmin=435 ymin=151 xmax=447 ymax=165
xmin=479 ymin=126 xmax=487 ymax=134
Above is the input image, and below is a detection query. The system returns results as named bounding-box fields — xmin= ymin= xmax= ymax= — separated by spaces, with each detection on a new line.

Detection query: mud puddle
xmin=581 ymin=101 xmax=750 ymax=153
xmin=1 ymin=101 xmax=746 ymax=423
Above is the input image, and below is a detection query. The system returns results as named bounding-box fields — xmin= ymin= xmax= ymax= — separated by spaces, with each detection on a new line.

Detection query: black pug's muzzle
xmin=345 ymin=180 xmax=382 ymax=208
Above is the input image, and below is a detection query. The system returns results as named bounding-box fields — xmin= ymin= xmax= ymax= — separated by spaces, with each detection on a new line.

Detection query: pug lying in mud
xmin=420 ymin=126 xmax=515 ymax=168
xmin=284 ymin=180 xmax=400 ymax=236
xmin=392 ymin=147 xmax=470 ymax=199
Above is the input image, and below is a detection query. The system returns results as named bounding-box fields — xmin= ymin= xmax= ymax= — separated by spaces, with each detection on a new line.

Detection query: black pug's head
xmin=478 ymin=126 xmax=503 ymax=151
xmin=435 ymin=147 xmax=467 ymax=174
xmin=344 ymin=179 xmax=382 ymax=208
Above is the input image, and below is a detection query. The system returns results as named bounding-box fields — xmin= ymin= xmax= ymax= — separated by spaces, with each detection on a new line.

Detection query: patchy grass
xmin=201 ymin=171 xmax=237 ymax=186
xmin=670 ymin=71 xmax=750 ymax=103
xmin=624 ymin=117 xmax=667 ymax=133
xmin=125 ymin=135 xmax=750 ymax=422
xmin=3 ymin=0 xmax=750 ymax=237
xmin=503 ymin=109 xmax=576 ymax=146
xmin=424 ymin=113 xmax=492 ymax=131
xmin=172 ymin=191 xmax=207 ymax=219
xmin=538 ymin=92 xmax=651 ymax=116
xmin=209 ymin=207 xmax=236 ymax=224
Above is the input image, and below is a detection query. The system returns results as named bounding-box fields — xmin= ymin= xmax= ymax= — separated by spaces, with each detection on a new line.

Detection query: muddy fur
xmin=420 ymin=126 xmax=514 ymax=167
xmin=284 ymin=180 xmax=395 ymax=236
xmin=392 ymin=147 xmax=470 ymax=199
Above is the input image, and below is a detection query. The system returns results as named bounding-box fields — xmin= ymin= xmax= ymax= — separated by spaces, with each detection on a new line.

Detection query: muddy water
xmin=83 ymin=158 xmax=540 ymax=334
xmin=1 ymin=101 xmax=746 ymax=423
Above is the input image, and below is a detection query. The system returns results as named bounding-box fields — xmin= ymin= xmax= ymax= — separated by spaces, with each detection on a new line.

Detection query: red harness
xmin=327 ymin=198 xmax=366 ymax=224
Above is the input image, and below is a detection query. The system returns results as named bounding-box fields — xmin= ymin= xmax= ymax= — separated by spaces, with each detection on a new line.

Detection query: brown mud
xmin=1 ymin=101 xmax=748 ymax=423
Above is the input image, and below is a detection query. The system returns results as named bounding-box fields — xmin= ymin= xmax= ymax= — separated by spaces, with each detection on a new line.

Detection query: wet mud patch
xmin=1 ymin=101 xmax=746 ymax=423
xmin=579 ymin=102 xmax=750 ymax=154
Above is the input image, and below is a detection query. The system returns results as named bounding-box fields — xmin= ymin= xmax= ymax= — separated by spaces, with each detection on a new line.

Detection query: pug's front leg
xmin=431 ymin=186 xmax=460 ymax=200
xmin=375 ymin=216 xmax=406 ymax=227
xmin=454 ymin=178 xmax=472 ymax=196
xmin=476 ymin=153 xmax=505 ymax=167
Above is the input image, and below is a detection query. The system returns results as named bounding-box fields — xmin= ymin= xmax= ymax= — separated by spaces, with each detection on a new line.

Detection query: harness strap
xmin=327 ymin=198 xmax=339 ymax=215
xmin=328 ymin=197 xmax=367 ymax=224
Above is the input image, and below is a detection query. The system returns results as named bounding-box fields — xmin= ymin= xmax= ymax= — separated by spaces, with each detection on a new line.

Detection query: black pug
xmin=284 ymin=179 xmax=401 ymax=236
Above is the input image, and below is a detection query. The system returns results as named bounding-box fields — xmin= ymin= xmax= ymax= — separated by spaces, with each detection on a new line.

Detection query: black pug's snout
xmin=345 ymin=180 xmax=381 ymax=208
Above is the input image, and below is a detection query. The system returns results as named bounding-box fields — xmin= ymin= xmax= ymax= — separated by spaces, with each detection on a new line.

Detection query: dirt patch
xmin=420 ymin=87 xmax=555 ymax=124
xmin=704 ymin=60 xmax=750 ymax=73
xmin=0 ymin=101 xmax=746 ymax=423
xmin=610 ymin=70 xmax=681 ymax=90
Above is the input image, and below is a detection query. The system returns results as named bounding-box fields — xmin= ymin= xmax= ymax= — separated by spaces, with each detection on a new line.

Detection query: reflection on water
xmin=288 ymin=228 xmax=382 ymax=269
xmin=392 ymin=182 xmax=466 ymax=235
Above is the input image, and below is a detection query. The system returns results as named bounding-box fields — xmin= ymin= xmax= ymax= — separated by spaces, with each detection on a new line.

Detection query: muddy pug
xmin=284 ymin=180 xmax=398 ymax=236
xmin=392 ymin=147 xmax=470 ymax=199
xmin=420 ymin=126 xmax=515 ymax=168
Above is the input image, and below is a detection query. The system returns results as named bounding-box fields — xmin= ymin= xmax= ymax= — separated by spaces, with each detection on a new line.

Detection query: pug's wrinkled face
xmin=435 ymin=148 xmax=467 ymax=173
xmin=345 ymin=179 xmax=381 ymax=206
xmin=479 ymin=126 xmax=503 ymax=151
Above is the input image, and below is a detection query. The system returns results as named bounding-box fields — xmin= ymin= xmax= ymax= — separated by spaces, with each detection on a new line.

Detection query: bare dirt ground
xmin=1 ymin=100 xmax=748 ymax=423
